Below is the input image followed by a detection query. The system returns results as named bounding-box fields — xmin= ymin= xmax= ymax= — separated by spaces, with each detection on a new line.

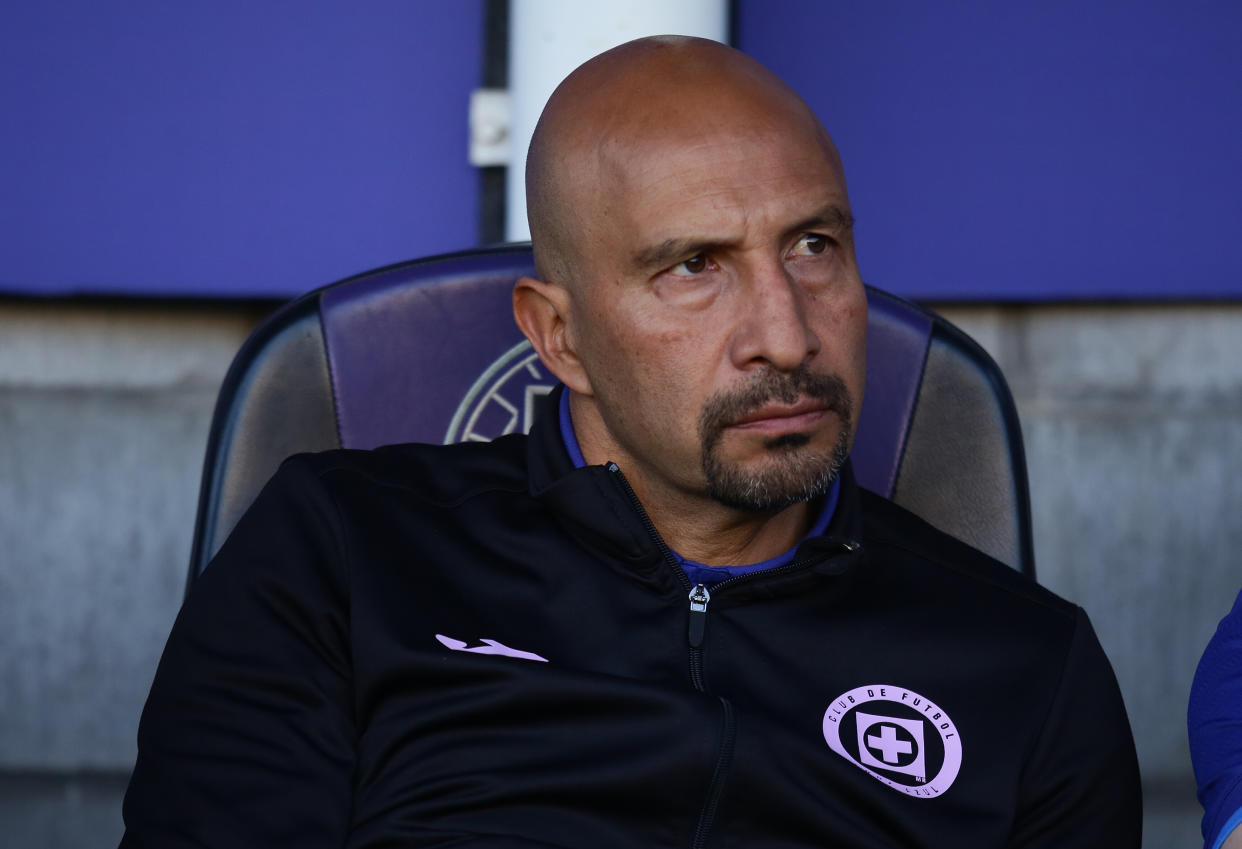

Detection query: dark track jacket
xmin=121 ymin=401 xmax=1141 ymax=848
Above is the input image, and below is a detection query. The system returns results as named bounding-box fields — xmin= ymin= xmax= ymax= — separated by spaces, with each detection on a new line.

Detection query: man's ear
xmin=513 ymin=276 xmax=593 ymax=395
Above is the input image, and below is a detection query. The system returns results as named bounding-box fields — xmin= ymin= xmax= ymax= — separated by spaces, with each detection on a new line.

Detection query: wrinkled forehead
xmin=567 ymin=108 xmax=849 ymax=257
xmin=598 ymin=117 xmax=843 ymax=193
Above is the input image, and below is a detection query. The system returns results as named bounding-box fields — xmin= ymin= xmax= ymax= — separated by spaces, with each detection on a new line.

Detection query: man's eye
xmin=671 ymin=254 xmax=709 ymax=276
xmin=792 ymin=234 xmax=830 ymax=256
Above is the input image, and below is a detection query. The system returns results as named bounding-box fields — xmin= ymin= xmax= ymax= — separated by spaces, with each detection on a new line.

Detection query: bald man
xmin=121 ymin=37 xmax=1140 ymax=848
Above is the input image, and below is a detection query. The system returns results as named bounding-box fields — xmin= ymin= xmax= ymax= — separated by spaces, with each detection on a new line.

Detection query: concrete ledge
xmin=0 ymin=301 xmax=268 ymax=390
xmin=0 ymin=389 xmax=219 ymax=769
xmin=0 ymin=770 xmax=128 ymax=849
xmin=1024 ymin=411 xmax=1242 ymax=778
xmin=939 ymin=303 xmax=1242 ymax=403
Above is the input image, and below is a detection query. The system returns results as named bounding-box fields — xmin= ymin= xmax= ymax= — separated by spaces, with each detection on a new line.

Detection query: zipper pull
xmin=688 ymin=583 xmax=711 ymax=648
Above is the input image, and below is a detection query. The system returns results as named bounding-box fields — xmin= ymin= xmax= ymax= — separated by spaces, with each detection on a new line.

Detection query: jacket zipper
xmin=692 ymin=696 xmax=735 ymax=849
xmin=606 ymin=462 xmax=859 ymax=849
xmin=606 ymin=462 xmax=861 ymax=687
xmin=604 ymin=464 xmax=712 ymax=692
xmin=688 ymin=583 xmax=711 ymax=691
xmin=606 ymin=463 xmax=685 ymax=577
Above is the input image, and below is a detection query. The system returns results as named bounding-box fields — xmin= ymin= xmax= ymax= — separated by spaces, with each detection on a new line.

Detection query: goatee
xmin=698 ymin=366 xmax=853 ymax=512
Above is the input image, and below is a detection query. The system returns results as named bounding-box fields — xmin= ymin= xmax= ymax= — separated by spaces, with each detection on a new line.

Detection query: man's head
xmin=514 ymin=36 xmax=867 ymax=517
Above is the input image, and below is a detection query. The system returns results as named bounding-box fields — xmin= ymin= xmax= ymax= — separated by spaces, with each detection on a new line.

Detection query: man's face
xmin=564 ymin=108 xmax=868 ymax=514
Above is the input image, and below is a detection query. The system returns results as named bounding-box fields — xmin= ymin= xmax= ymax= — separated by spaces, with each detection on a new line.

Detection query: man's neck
xmin=640 ymin=485 xmax=816 ymax=566
xmin=565 ymin=390 xmax=816 ymax=565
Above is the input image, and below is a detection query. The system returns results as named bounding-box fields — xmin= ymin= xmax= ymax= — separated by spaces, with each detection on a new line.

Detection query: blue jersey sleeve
xmin=1190 ymin=587 xmax=1242 ymax=849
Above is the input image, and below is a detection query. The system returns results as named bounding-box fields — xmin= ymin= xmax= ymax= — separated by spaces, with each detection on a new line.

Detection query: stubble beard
xmin=698 ymin=366 xmax=853 ymax=513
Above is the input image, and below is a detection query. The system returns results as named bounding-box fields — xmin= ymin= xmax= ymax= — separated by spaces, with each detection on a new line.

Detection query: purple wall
xmin=737 ymin=1 xmax=1242 ymax=300
xmin=5 ymin=3 xmax=1239 ymax=300
xmin=1 ymin=2 xmax=482 ymax=297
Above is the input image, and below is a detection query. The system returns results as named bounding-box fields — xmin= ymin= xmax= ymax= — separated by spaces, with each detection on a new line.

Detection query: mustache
xmin=698 ymin=366 xmax=853 ymax=444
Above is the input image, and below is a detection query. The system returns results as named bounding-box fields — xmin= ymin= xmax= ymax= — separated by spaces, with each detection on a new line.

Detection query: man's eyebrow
xmin=631 ymin=206 xmax=856 ymax=272
xmin=791 ymin=205 xmax=856 ymax=237
xmin=632 ymin=238 xmax=732 ymax=272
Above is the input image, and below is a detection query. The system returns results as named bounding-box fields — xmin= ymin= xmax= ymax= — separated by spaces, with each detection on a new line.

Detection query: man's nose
xmin=730 ymin=259 xmax=821 ymax=371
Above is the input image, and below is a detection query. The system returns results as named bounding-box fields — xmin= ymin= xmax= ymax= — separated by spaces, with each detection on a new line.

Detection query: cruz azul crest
xmin=822 ymin=684 xmax=963 ymax=798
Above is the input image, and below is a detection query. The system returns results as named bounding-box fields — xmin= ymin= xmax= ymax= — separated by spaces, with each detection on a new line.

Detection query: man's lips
xmin=727 ymin=400 xmax=832 ymax=433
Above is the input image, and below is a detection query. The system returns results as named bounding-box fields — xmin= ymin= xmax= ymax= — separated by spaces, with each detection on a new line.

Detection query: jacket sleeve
xmin=1007 ymin=606 xmax=1142 ymax=848
xmin=1189 ymin=587 xmax=1242 ymax=849
xmin=119 ymin=456 xmax=356 ymax=848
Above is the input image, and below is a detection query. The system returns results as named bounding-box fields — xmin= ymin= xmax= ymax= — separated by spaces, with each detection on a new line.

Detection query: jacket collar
xmin=526 ymin=386 xmax=865 ymax=593
xmin=526 ymin=387 xmax=663 ymax=574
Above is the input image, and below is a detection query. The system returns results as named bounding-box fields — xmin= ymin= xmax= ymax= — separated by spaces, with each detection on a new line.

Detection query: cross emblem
xmin=867 ymin=723 xmax=914 ymax=764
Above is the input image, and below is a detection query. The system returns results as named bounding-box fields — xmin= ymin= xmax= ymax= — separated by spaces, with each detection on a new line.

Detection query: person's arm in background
xmin=1189 ymin=588 xmax=1242 ymax=849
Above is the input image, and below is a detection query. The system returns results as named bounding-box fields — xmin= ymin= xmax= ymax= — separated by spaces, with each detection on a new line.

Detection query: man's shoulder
xmin=856 ymin=486 xmax=1076 ymax=622
xmin=276 ymin=434 xmax=531 ymax=506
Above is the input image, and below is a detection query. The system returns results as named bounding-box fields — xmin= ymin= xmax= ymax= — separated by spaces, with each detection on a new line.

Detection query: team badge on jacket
xmin=822 ymin=684 xmax=963 ymax=798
